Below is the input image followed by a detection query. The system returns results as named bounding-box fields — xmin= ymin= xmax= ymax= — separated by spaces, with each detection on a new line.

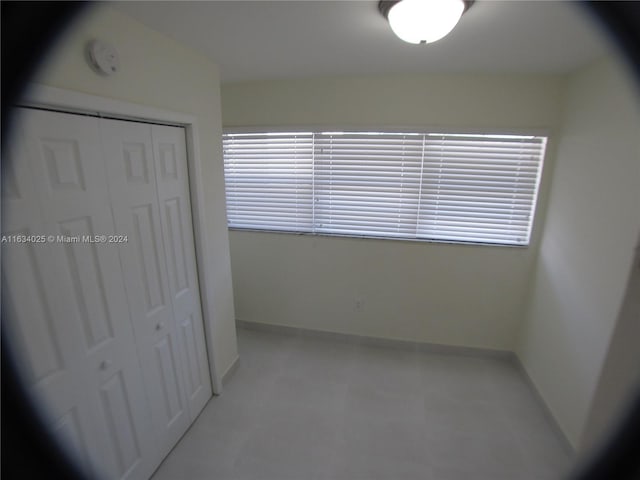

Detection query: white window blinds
xmin=314 ymin=133 xmax=423 ymax=238
xmin=416 ymin=134 xmax=546 ymax=245
xmin=223 ymin=132 xmax=314 ymax=232
xmin=223 ymin=131 xmax=547 ymax=246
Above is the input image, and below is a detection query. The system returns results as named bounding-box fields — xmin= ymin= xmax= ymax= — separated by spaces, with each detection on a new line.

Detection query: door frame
xmin=20 ymin=84 xmax=224 ymax=394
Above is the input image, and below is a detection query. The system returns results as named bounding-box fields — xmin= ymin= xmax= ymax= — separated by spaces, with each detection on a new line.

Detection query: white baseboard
xmin=235 ymin=319 xmax=512 ymax=359
xmin=220 ymin=354 xmax=240 ymax=389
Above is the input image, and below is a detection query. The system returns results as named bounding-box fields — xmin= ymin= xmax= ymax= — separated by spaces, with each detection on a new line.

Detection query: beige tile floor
xmin=151 ymin=327 xmax=573 ymax=480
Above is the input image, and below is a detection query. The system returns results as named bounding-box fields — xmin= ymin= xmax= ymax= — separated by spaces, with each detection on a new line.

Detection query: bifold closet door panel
xmin=2 ymin=122 xmax=101 ymax=477
xmin=151 ymin=125 xmax=212 ymax=417
xmin=3 ymin=109 xmax=157 ymax=480
xmin=100 ymin=118 xmax=192 ymax=458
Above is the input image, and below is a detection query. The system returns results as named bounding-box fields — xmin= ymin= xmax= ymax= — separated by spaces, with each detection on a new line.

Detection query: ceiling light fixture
xmin=379 ymin=0 xmax=475 ymax=45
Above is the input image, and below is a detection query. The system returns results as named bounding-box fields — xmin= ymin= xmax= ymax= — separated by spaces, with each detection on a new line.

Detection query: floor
xmin=151 ymin=327 xmax=573 ymax=480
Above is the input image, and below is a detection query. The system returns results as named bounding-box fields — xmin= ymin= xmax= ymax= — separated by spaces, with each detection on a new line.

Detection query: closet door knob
xmin=100 ymin=360 xmax=112 ymax=371
xmin=156 ymin=322 xmax=164 ymax=331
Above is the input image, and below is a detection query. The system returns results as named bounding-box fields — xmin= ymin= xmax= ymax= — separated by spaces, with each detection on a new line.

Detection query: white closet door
xmin=2 ymin=122 xmax=100 ymax=478
xmin=3 ymin=109 xmax=157 ymax=480
xmin=151 ymin=125 xmax=212 ymax=418
xmin=100 ymin=119 xmax=192 ymax=459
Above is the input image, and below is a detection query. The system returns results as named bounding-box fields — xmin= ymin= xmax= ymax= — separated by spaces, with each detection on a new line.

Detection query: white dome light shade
xmin=387 ymin=0 xmax=465 ymax=44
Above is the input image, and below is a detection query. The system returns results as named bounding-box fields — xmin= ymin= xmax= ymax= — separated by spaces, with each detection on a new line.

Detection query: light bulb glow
xmin=387 ymin=0 xmax=465 ymax=44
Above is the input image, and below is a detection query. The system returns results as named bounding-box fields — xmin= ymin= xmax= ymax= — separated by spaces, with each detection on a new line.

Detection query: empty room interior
xmin=2 ymin=1 xmax=639 ymax=480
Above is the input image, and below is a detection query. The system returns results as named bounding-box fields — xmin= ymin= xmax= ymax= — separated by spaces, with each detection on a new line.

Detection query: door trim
xmin=21 ymin=84 xmax=223 ymax=394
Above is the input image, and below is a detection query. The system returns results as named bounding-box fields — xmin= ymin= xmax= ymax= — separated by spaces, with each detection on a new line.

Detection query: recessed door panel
xmin=3 ymin=157 xmax=21 ymax=199
xmin=99 ymin=371 xmax=143 ymax=478
xmin=3 ymin=234 xmax=64 ymax=383
xmin=42 ymin=138 xmax=86 ymax=191
xmin=158 ymin=143 xmax=178 ymax=180
xmin=154 ymin=336 xmax=184 ymax=425
xmin=164 ymin=197 xmax=189 ymax=295
xmin=180 ymin=315 xmax=204 ymax=399
xmin=131 ymin=204 xmax=166 ymax=313
xmin=52 ymin=407 xmax=91 ymax=473
xmin=123 ymin=142 xmax=150 ymax=185
xmin=59 ymin=216 xmax=114 ymax=350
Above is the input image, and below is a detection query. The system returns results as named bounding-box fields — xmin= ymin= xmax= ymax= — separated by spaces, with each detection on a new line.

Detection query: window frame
xmin=222 ymin=126 xmax=549 ymax=248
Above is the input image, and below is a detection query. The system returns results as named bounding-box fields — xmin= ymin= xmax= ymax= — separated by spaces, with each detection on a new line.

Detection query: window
xmin=223 ymin=130 xmax=547 ymax=246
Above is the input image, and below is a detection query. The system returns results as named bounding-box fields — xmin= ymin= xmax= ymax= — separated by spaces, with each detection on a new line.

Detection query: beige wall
xmin=581 ymin=245 xmax=640 ymax=454
xmin=222 ymin=73 xmax=564 ymax=351
xmin=516 ymin=58 xmax=640 ymax=449
xmin=34 ymin=6 xmax=238 ymax=380
xmin=222 ymin=73 xmax=563 ymax=131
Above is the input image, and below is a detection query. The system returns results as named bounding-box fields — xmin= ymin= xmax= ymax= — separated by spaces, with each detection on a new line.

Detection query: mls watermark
xmin=1 ymin=234 xmax=129 ymax=244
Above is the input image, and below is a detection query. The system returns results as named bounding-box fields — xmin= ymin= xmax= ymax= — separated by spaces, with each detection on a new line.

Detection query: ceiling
xmin=113 ymin=1 xmax=610 ymax=83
